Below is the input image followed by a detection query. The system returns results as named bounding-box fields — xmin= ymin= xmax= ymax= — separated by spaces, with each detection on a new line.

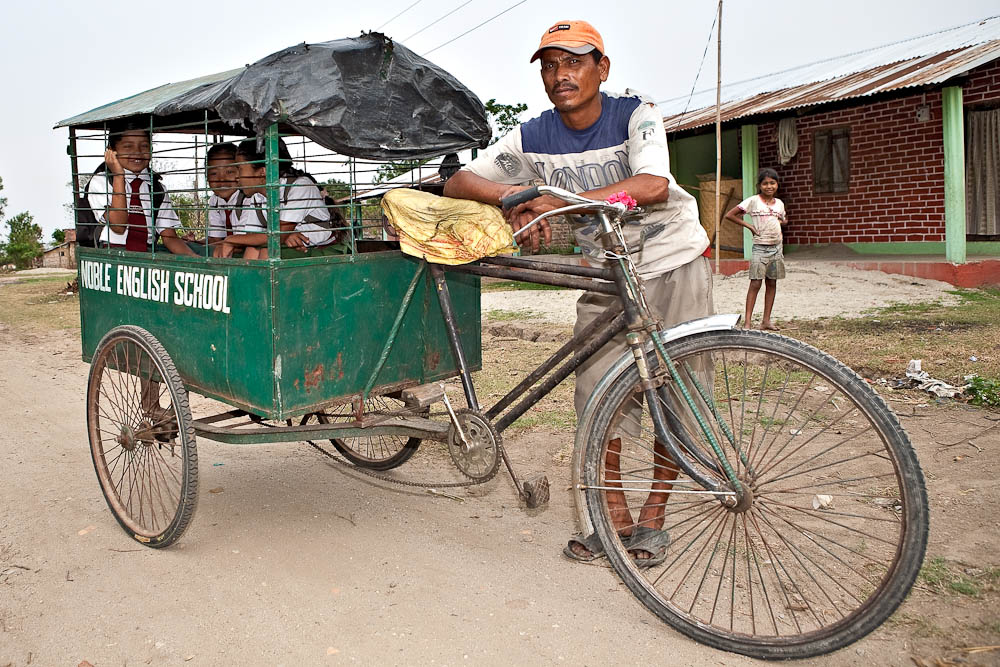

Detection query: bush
xmin=966 ymin=375 xmax=1000 ymax=408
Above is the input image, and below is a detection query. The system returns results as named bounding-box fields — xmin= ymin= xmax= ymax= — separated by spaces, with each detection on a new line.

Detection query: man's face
xmin=539 ymin=48 xmax=608 ymax=113
xmin=207 ymin=157 xmax=240 ymax=199
xmin=112 ymin=130 xmax=151 ymax=173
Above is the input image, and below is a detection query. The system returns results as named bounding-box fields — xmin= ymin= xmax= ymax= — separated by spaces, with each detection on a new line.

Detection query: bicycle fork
xmin=595 ymin=212 xmax=744 ymax=505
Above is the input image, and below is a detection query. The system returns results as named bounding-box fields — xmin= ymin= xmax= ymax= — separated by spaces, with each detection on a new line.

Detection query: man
xmin=444 ymin=20 xmax=714 ymax=564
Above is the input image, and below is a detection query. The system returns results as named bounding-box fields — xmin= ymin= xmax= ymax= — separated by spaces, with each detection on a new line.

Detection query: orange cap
xmin=530 ymin=20 xmax=605 ymax=63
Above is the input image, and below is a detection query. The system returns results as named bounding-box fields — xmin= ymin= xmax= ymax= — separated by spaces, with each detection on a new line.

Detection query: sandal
xmin=626 ymin=526 xmax=670 ymax=570
xmin=562 ymin=533 xmax=606 ymax=563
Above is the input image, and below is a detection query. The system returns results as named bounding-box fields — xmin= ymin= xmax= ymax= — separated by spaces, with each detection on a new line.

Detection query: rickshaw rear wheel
xmin=87 ymin=326 xmax=198 ymax=548
xmin=308 ymin=394 xmax=421 ymax=470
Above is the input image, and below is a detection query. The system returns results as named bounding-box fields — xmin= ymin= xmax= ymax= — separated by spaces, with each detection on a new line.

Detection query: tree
xmin=321 ymin=178 xmax=351 ymax=200
xmin=169 ymin=192 xmax=207 ymax=240
xmin=52 ymin=229 xmax=66 ymax=244
xmin=375 ymin=159 xmax=426 ymax=184
xmin=0 ymin=211 xmax=43 ymax=269
xmin=485 ymin=98 xmax=528 ymax=144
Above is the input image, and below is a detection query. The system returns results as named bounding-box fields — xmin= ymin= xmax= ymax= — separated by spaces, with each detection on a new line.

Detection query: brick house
xmin=661 ymin=16 xmax=1000 ymax=282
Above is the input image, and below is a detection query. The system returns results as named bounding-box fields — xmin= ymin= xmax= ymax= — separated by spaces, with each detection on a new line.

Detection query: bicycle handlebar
xmin=500 ymin=186 xmax=541 ymax=210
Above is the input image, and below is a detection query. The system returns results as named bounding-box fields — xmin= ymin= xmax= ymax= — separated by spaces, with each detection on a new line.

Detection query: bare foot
xmin=760 ymin=321 xmax=779 ymax=331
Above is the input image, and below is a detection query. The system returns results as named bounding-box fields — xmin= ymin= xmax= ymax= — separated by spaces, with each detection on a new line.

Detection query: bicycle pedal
xmin=522 ymin=474 xmax=550 ymax=509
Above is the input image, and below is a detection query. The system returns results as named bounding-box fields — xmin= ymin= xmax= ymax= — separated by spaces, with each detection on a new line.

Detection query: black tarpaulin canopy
xmin=55 ymin=33 xmax=491 ymax=160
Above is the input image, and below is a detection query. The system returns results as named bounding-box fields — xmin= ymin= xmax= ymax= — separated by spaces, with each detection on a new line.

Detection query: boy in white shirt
xmin=85 ymin=122 xmax=195 ymax=256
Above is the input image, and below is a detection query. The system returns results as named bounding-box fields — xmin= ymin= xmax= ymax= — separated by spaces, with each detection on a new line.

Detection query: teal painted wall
xmin=668 ymin=129 xmax=741 ymax=205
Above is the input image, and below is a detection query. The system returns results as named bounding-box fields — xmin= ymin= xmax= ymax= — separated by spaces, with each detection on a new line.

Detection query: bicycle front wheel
xmin=582 ymin=329 xmax=927 ymax=659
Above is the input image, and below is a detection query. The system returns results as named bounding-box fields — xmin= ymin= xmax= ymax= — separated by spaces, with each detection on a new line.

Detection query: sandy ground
xmin=482 ymin=262 xmax=961 ymax=325
xmin=0 ymin=268 xmax=997 ymax=667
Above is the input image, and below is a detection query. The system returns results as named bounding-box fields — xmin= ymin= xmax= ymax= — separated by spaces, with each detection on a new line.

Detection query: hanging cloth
xmin=777 ymin=118 xmax=798 ymax=166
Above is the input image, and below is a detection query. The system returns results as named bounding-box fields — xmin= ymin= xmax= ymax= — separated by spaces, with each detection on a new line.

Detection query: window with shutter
xmin=813 ymin=127 xmax=850 ymax=194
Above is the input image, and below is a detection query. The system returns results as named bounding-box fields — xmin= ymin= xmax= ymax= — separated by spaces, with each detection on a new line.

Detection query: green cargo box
xmin=77 ymin=247 xmax=481 ymax=421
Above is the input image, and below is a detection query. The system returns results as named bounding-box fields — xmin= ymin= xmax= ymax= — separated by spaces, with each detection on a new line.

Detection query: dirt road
xmin=1 ymin=301 xmax=998 ymax=665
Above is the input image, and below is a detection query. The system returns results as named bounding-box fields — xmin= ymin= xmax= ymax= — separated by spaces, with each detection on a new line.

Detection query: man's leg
xmin=568 ymin=291 xmax=635 ymax=559
xmin=636 ymin=257 xmax=715 ymax=536
xmin=636 ymin=439 xmax=679 ymax=530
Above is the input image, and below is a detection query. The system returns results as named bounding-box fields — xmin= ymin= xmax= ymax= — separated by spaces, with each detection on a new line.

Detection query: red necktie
xmin=124 ymin=177 xmax=149 ymax=252
xmin=225 ymin=207 xmax=233 ymax=232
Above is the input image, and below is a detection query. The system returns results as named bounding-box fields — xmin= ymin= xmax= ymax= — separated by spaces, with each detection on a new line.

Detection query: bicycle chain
xmin=304 ymin=438 xmax=503 ymax=489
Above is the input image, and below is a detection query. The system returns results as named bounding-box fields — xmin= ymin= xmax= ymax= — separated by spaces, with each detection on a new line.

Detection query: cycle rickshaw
xmin=58 ymin=33 xmax=928 ymax=660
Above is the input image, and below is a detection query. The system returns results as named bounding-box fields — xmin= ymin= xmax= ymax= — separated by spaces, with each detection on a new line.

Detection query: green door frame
xmin=740 ymin=124 xmax=758 ymax=259
xmin=942 ymin=86 xmax=967 ymax=264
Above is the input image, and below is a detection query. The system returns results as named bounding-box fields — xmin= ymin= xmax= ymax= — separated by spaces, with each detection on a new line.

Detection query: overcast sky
xmin=0 ymin=0 xmax=996 ymax=239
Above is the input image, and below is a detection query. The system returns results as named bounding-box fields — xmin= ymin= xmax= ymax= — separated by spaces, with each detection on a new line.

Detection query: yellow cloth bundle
xmin=381 ymin=188 xmax=516 ymax=265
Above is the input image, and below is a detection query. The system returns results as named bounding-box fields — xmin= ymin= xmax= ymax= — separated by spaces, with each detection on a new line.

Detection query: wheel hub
xmin=118 ymin=426 xmax=138 ymax=451
xmin=726 ymin=479 xmax=755 ymax=514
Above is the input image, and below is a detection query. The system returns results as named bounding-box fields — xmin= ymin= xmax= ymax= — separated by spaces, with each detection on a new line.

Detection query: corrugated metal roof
xmin=56 ymin=68 xmax=243 ymax=129
xmin=661 ymin=15 xmax=1000 ymax=133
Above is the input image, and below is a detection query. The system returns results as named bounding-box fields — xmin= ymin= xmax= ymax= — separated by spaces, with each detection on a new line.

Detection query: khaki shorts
xmin=749 ymin=244 xmax=785 ymax=280
xmin=573 ymin=256 xmax=715 ymax=419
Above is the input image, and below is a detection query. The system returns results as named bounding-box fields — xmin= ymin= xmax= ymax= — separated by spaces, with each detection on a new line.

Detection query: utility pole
xmin=714 ymin=0 xmax=723 ymax=272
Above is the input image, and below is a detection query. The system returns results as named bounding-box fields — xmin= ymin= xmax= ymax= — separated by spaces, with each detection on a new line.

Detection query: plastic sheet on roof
xmin=59 ymin=33 xmax=492 ymax=161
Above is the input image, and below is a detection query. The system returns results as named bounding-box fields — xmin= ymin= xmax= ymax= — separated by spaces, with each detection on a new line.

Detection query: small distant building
xmin=661 ymin=16 xmax=1000 ymax=284
xmin=41 ymin=229 xmax=77 ymax=269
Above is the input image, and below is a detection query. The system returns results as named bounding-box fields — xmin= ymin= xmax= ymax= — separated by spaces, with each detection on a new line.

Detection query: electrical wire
xmin=403 ymin=0 xmax=476 ymax=42
xmin=664 ymin=6 xmax=719 ymax=130
xmin=377 ymin=0 xmax=425 ymax=31
xmin=422 ymin=0 xmax=529 ymax=56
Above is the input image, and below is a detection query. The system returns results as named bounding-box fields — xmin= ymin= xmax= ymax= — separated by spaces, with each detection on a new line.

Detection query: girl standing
xmin=724 ymin=168 xmax=787 ymax=330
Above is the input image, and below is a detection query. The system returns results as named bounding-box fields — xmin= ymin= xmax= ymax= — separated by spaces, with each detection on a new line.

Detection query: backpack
xmin=75 ymin=164 xmax=166 ymax=247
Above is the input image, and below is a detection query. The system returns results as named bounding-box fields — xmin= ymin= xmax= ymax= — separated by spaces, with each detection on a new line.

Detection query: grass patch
xmin=0 ymin=275 xmax=80 ymax=333
xmin=793 ymin=287 xmax=1000 ymax=386
xmin=475 ymin=336 xmax=578 ymax=437
xmin=482 ymin=280 xmax=568 ymax=293
xmin=485 ymin=308 xmax=538 ymax=322
xmin=918 ymin=557 xmax=1000 ymax=598
xmin=507 ymin=409 xmax=578 ymax=433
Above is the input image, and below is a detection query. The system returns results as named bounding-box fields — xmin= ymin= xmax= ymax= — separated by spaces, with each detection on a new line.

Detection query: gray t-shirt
xmin=463 ymin=89 xmax=708 ymax=278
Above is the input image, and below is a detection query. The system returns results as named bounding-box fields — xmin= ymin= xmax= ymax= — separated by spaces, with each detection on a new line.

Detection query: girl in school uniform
xmin=86 ymin=123 xmax=196 ymax=256
xmin=205 ymin=142 xmax=244 ymax=245
xmin=213 ymin=139 xmax=342 ymax=259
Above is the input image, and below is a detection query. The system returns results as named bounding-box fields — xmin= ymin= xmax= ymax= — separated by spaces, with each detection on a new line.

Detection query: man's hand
xmin=213 ymin=241 xmax=235 ymax=258
xmin=283 ymin=232 xmax=308 ymax=251
xmin=500 ymin=186 xmax=554 ymax=253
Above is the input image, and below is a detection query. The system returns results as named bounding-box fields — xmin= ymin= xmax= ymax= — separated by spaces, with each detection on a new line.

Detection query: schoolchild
xmin=724 ymin=167 xmax=787 ymax=330
xmin=85 ymin=121 xmax=196 ymax=256
xmin=214 ymin=139 xmax=342 ymax=259
xmin=205 ymin=142 xmax=244 ymax=244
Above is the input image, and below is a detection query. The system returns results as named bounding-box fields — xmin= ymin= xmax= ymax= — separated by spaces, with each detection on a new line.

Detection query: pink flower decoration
xmin=606 ymin=191 xmax=638 ymax=210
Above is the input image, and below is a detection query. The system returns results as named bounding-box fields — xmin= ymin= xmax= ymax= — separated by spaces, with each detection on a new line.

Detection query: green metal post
xmin=942 ymin=86 xmax=966 ymax=264
xmin=265 ymin=124 xmax=281 ymax=259
xmin=740 ymin=124 xmax=758 ymax=259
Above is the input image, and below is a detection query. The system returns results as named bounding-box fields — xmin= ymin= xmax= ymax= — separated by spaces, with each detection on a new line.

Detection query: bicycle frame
xmin=439 ymin=186 xmax=746 ymax=503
